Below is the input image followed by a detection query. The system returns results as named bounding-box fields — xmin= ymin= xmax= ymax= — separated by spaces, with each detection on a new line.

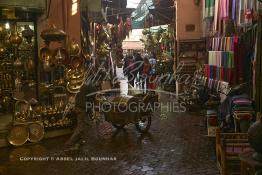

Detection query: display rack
xmin=177 ymin=39 xmax=207 ymax=76
xmin=175 ymin=39 xmax=207 ymax=94
xmin=0 ymin=21 xmax=81 ymax=147
xmin=0 ymin=20 xmax=38 ymax=121
xmin=0 ymin=19 xmax=41 ymax=147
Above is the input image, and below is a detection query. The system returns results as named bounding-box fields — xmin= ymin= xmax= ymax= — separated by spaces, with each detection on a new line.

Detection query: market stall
xmin=0 ymin=6 xmax=44 ymax=147
xmin=0 ymin=1 xmax=83 ymax=147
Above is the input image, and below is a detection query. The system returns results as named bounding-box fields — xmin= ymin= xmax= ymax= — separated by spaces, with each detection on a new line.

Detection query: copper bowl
xmin=66 ymin=68 xmax=84 ymax=79
xmin=69 ymin=77 xmax=85 ymax=85
xmin=28 ymin=123 xmax=45 ymax=143
xmin=7 ymin=125 xmax=29 ymax=146
xmin=66 ymin=81 xmax=84 ymax=93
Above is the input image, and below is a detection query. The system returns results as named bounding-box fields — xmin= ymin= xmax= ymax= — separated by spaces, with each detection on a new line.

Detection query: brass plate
xmin=28 ymin=123 xmax=45 ymax=143
xmin=69 ymin=77 xmax=85 ymax=85
xmin=67 ymin=81 xmax=84 ymax=92
xmin=7 ymin=125 xmax=29 ymax=146
xmin=66 ymin=69 xmax=84 ymax=79
xmin=66 ymin=85 xmax=80 ymax=94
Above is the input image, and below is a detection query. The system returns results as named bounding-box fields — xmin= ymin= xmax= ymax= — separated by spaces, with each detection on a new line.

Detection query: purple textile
xmin=233 ymin=99 xmax=252 ymax=104
xmin=232 ymin=0 xmax=236 ymax=20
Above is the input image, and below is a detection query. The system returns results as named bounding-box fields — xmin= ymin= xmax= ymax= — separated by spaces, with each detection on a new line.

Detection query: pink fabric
xmin=219 ymin=0 xmax=229 ymax=19
xmin=226 ymin=146 xmax=251 ymax=154
xmin=233 ymin=99 xmax=252 ymax=104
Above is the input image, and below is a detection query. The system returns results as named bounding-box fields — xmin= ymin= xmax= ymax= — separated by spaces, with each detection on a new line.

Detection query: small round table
xmin=239 ymin=150 xmax=262 ymax=175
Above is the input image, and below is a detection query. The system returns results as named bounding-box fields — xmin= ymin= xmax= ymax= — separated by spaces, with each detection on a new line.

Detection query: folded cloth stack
xmin=218 ymin=94 xmax=255 ymax=130
xmin=231 ymin=96 xmax=255 ymax=114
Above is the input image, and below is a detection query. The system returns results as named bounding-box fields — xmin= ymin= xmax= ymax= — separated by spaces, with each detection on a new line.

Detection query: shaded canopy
xmin=131 ymin=0 xmax=153 ymax=29
xmin=131 ymin=0 xmax=175 ymax=29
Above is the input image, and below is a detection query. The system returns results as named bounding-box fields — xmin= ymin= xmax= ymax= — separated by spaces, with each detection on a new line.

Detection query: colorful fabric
xmin=232 ymin=106 xmax=254 ymax=111
xmin=208 ymin=51 xmax=234 ymax=68
xmin=232 ymin=0 xmax=236 ymax=20
xmin=213 ymin=0 xmax=219 ymax=31
xmin=210 ymin=37 xmax=238 ymax=51
xmin=219 ymin=0 xmax=229 ymax=19
xmin=238 ymin=0 xmax=245 ymax=25
xmin=205 ymin=0 xmax=215 ymax=18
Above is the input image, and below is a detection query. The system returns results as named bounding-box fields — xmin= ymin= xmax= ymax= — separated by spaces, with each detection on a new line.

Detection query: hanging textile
xmin=219 ymin=0 xmax=229 ymax=19
xmin=213 ymin=0 xmax=219 ymax=31
xmin=205 ymin=0 xmax=215 ymax=18
xmin=206 ymin=51 xmax=239 ymax=83
xmin=208 ymin=51 xmax=234 ymax=68
xmin=209 ymin=37 xmax=238 ymax=52
xmin=232 ymin=0 xmax=236 ymax=20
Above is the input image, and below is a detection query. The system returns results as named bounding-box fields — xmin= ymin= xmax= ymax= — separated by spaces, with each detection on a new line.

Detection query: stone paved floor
xmin=0 ymin=95 xmax=219 ymax=175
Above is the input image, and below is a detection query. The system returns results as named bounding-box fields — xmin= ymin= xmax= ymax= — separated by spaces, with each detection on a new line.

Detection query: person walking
xmin=142 ymin=57 xmax=151 ymax=92
xmin=134 ymin=53 xmax=144 ymax=88
xmin=123 ymin=55 xmax=135 ymax=87
xmin=149 ymin=53 xmax=157 ymax=90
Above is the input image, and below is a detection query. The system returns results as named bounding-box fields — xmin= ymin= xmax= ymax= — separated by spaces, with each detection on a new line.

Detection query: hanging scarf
xmin=232 ymin=0 xmax=237 ymax=20
xmin=205 ymin=0 xmax=215 ymax=18
xmin=219 ymin=0 xmax=229 ymax=19
xmin=213 ymin=0 xmax=219 ymax=31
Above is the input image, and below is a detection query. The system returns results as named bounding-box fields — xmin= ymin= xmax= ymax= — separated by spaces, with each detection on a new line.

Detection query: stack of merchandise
xmin=231 ymin=95 xmax=255 ymax=132
xmin=231 ymin=95 xmax=255 ymax=114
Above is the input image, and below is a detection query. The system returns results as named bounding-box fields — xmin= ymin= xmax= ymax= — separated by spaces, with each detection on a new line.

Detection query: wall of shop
xmin=175 ymin=0 xmax=203 ymax=40
xmin=37 ymin=0 xmax=81 ymax=48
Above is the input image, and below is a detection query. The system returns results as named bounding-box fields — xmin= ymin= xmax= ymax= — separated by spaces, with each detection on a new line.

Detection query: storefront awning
xmin=131 ymin=0 xmax=153 ymax=29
